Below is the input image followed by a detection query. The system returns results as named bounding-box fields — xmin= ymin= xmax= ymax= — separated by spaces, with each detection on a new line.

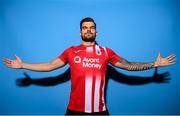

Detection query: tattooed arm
xmin=113 ymin=53 xmax=176 ymax=71
xmin=114 ymin=58 xmax=155 ymax=71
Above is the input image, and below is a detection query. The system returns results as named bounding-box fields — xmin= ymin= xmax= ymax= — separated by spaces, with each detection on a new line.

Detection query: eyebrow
xmin=82 ymin=26 xmax=95 ymax=28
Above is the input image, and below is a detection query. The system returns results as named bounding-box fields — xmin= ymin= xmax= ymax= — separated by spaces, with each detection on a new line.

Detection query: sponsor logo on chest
xmin=74 ymin=56 xmax=102 ymax=70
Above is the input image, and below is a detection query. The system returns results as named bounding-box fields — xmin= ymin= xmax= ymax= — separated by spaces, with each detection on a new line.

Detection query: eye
xmin=82 ymin=26 xmax=87 ymax=30
xmin=91 ymin=26 xmax=95 ymax=29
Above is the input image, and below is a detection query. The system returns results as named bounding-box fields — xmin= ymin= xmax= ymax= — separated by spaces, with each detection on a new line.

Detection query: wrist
xmin=21 ymin=62 xmax=26 ymax=69
xmin=153 ymin=61 xmax=158 ymax=68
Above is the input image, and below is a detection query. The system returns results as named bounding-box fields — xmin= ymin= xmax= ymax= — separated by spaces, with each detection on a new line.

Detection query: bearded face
xmin=80 ymin=22 xmax=97 ymax=42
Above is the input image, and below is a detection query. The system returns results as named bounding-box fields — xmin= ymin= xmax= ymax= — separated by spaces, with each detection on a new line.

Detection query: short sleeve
xmin=106 ymin=48 xmax=121 ymax=65
xmin=58 ymin=47 xmax=71 ymax=64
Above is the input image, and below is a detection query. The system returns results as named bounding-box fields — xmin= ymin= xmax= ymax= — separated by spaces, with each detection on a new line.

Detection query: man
xmin=3 ymin=17 xmax=176 ymax=115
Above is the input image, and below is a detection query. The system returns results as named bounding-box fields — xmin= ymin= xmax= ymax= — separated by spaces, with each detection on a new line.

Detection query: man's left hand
xmin=154 ymin=52 xmax=176 ymax=67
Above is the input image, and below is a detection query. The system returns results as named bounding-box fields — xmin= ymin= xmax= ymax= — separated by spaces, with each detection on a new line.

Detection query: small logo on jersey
xmin=95 ymin=45 xmax=102 ymax=55
xmin=74 ymin=56 xmax=81 ymax=63
xmin=74 ymin=50 xmax=85 ymax=53
xmin=96 ymin=50 xmax=102 ymax=55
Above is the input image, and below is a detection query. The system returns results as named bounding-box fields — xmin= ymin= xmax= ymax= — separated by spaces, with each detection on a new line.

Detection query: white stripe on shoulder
xmin=102 ymin=47 xmax=108 ymax=57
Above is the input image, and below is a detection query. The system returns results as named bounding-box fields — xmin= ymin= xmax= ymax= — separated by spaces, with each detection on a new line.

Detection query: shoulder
xmin=98 ymin=45 xmax=113 ymax=52
xmin=63 ymin=45 xmax=82 ymax=52
xmin=96 ymin=45 xmax=107 ymax=49
xmin=65 ymin=46 xmax=76 ymax=50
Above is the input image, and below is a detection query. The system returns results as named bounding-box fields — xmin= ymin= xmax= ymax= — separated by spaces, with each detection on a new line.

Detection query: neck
xmin=81 ymin=41 xmax=95 ymax=46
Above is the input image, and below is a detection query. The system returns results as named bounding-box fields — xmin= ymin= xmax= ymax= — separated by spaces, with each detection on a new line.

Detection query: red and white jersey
xmin=58 ymin=44 xmax=121 ymax=113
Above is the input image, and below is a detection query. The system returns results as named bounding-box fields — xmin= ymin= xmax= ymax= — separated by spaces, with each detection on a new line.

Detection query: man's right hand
xmin=3 ymin=55 xmax=65 ymax=72
xmin=3 ymin=55 xmax=23 ymax=69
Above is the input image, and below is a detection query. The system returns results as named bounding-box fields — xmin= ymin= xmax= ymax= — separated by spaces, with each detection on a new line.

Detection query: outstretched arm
xmin=113 ymin=53 xmax=176 ymax=71
xmin=3 ymin=55 xmax=65 ymax=72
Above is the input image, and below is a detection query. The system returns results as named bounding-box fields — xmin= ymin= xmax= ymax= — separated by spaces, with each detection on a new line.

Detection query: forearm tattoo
xmin=118 ymin=58 xmax=154 ymax=71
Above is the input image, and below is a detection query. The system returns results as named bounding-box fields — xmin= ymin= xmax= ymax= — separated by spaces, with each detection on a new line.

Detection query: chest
xmin=67 ymin=48 xmax=108 ymax=70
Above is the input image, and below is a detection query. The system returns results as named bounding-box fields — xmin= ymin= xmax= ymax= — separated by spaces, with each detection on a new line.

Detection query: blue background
xmin=0 ymin=0 xmax=179 ymax=115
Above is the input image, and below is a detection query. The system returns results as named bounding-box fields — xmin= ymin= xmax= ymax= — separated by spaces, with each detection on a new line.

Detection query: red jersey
xmin=58 ymin=44 xmax=121 ymax=113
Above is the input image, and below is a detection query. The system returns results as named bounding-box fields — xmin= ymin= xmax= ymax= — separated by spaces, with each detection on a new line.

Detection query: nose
xmin=87 ymin=30 xmax=91 ymax=33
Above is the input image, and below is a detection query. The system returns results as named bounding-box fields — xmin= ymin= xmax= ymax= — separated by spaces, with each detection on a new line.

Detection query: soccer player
xmin=3 ymin=17 xmax=176 ymax=115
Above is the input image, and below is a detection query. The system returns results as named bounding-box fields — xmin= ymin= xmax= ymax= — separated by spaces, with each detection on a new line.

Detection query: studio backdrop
xmin=0 ymin=0 xmax=179 ymax=115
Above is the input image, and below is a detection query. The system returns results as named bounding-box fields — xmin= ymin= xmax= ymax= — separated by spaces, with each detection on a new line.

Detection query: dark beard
xmin=81 ymin=34 xmax=96 ymax=42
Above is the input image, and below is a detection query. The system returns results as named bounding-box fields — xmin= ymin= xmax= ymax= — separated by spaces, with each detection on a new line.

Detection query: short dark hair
xmin=80 ymin=17 xmax=96 ymax=30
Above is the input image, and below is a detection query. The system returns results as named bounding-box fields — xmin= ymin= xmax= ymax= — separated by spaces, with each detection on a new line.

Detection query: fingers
xmin=14 ymin=54 xmax=21 ymax=61
xmin=167 ymin=54 xmax=176 ymax=63
xmin=157 ymin=52 xmax=161 ymax=61
xmin=3 ymin=55 xmax=23 ymax=69
xmin=4 ymin=63 xmax=13 ymax=68
xmin=169 ymin=62 xmax=176 ymax=65
xmin=166 ymin=54 xmax=176 ymax=60
xmin=167 ymin=60 xmax=176 ymax=66
xmin=3 ymin=61 xmax=13 ymax=68
xmin=14 ymin=54 xmax=18 ymax=58
xmin=3 ymin=58 xmax=14 ymax=68
xmin=158 ymin=52 xmax=161 ymax=57
xmin=3 ymin=58 xmax=13 ymax=64
xmin=169 ymin=58 xmax=176 ymax=63
xmin=14 ymin=54 xmax=19 ymax=59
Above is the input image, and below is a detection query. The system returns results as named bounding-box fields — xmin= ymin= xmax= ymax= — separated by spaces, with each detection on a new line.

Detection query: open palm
xmin=3 ymin=55 xmax=23 ymax=69
xmin=154 ymin=53 xmax=176 ymax=67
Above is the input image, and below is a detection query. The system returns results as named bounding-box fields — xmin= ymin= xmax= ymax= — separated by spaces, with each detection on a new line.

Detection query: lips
xmin=86 ymin=32 xmax=92 ymax=34
xmin=85 ymin=33 xmax=92 ymax=36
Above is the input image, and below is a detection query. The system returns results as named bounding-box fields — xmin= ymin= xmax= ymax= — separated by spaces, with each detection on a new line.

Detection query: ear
xmin=96 ymin=32 xmax=98 ymax=36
